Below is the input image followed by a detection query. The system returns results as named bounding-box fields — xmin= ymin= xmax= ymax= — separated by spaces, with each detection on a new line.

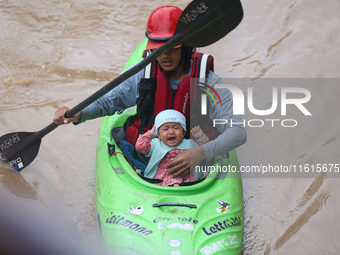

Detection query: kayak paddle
xmin=0 ymin=0 xmax=243 ymax=171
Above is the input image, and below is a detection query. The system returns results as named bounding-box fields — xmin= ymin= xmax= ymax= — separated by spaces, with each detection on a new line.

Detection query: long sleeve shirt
xmin=77 ymin=64 xmax=247 ymax=161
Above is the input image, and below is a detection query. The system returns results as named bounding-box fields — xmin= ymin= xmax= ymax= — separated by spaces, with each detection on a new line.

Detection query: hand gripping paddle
xmin=0 ymin=0 xmax=243 ymax=171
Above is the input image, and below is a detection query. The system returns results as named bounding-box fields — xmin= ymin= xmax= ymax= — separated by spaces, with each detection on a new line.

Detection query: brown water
xmin=1 ymin=0 xmax=340 ymax=254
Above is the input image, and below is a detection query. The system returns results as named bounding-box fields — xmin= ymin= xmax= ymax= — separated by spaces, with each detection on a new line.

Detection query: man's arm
xmin=201 ymin=71 xmax=247 ymax=161
xmin=76 ymin=68 xmax=145 ymax=123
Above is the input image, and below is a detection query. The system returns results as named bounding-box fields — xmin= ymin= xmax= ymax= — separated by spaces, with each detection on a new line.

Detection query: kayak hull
xmin=95 ymin=107 xmax=244 ymax=255
xmin=95 ymin=39 xmax=244 ymax=254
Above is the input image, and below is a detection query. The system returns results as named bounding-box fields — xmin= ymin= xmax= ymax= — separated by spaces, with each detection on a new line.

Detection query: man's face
xmin=156 ymin=47 xmax=182 ymax=72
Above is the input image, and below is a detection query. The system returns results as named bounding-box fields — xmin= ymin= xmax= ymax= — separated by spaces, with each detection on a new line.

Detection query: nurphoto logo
xmin=199 ymin=81 xmax=312 ymax=128
xmin=199 ymin=82 xmax=223 ymax=115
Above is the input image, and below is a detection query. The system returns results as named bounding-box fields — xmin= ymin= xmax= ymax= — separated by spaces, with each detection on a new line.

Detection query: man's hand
xmin=53 ymin=106 xmax=82 ymax=125
xmin=167 ymin=146 xmax=206 ymax=178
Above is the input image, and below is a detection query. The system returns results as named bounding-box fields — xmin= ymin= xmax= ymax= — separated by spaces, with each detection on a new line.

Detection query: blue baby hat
xmin=155 ymin=109 xmax=186 ymax=135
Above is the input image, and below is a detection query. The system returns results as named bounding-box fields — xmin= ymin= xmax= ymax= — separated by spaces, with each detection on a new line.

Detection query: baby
xmin=135 ymin=109 xmax=209 ymax=187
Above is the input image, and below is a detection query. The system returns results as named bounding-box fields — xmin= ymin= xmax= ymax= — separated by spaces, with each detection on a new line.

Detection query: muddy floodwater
xmin=1 ymin=0 xmax=340 ymax=254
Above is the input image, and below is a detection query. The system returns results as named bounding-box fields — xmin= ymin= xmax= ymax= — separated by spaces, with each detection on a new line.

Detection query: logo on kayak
xmin=202 ymin=217 xmax=241 ymax=236
xmin=171 ymin=250 xmax=181 ymax=255
xmin=126 ymin=206 xmax=144 ymax=215
xmin=158 ymin=222 xmax=195 ymax=231
xmin=153 ymin=216 xmax=199 ymax=224
xmin=168 ymin=223 xmax=194 ymax=231
xmin=168 ymin=239 xmax=181 ymax=248
xmin=216 ymin=200 xmax=231 ymax=214
xmin=106 ymin=213 xmax=153 ymax=236
xmin=199 ymin=233 xmax=239 ymax=254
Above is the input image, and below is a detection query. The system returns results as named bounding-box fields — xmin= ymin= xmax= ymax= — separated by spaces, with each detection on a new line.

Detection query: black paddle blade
xmin=176 ymin=0 xmax=243 ymax=47
xmin=0 ymin=132 xmax=41 ymax=171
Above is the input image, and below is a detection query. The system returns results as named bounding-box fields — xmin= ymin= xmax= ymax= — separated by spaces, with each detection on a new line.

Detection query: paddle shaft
xmin=1 ymin=0 xmax=244 ymax=166
xmin=3 ymin=21 xmax=198 ymax=161
xmin=65 ymin=34 xmax=190 ymax=117
xmin=64 ymin=0 xmax=242 ymax=117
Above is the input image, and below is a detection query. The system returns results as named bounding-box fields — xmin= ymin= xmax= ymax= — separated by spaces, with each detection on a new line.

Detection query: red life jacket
xmin=124 ymin=51 xmax=216 ymax=146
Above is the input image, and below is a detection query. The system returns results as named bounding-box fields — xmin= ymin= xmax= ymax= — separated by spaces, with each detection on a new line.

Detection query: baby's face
xmin=158 ymin=122 xmax=185 ymax=147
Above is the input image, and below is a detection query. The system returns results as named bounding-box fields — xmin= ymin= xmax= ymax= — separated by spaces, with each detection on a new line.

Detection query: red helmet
xmin=145 ymin=6 xmax=182 ymax=50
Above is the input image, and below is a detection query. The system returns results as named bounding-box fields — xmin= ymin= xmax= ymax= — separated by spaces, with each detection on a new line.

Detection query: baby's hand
xmin=149 ymin=124 xmax=158 ymax=138
xmin=144 ymin=124 xmax=157 ymax=138
xmin=151 ymin=125 xmax=157 ymax=136
xmin=191 ymin=126 xmax=204 ymax=139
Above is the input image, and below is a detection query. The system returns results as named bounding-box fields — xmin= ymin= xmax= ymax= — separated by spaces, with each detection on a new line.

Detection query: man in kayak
xmin=135 ymin=109 xmax=209 ymax=187
xmin=53 ymin=6 xmax=247 ymax=179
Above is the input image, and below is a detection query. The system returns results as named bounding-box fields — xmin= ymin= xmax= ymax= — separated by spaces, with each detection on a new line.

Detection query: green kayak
xmin=95 ymin=39 xmax=244 ymax=255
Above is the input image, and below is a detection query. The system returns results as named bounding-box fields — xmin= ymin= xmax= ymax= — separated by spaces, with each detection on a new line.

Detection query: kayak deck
xmin=95 ymin=106 xmax=244 ymax=254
